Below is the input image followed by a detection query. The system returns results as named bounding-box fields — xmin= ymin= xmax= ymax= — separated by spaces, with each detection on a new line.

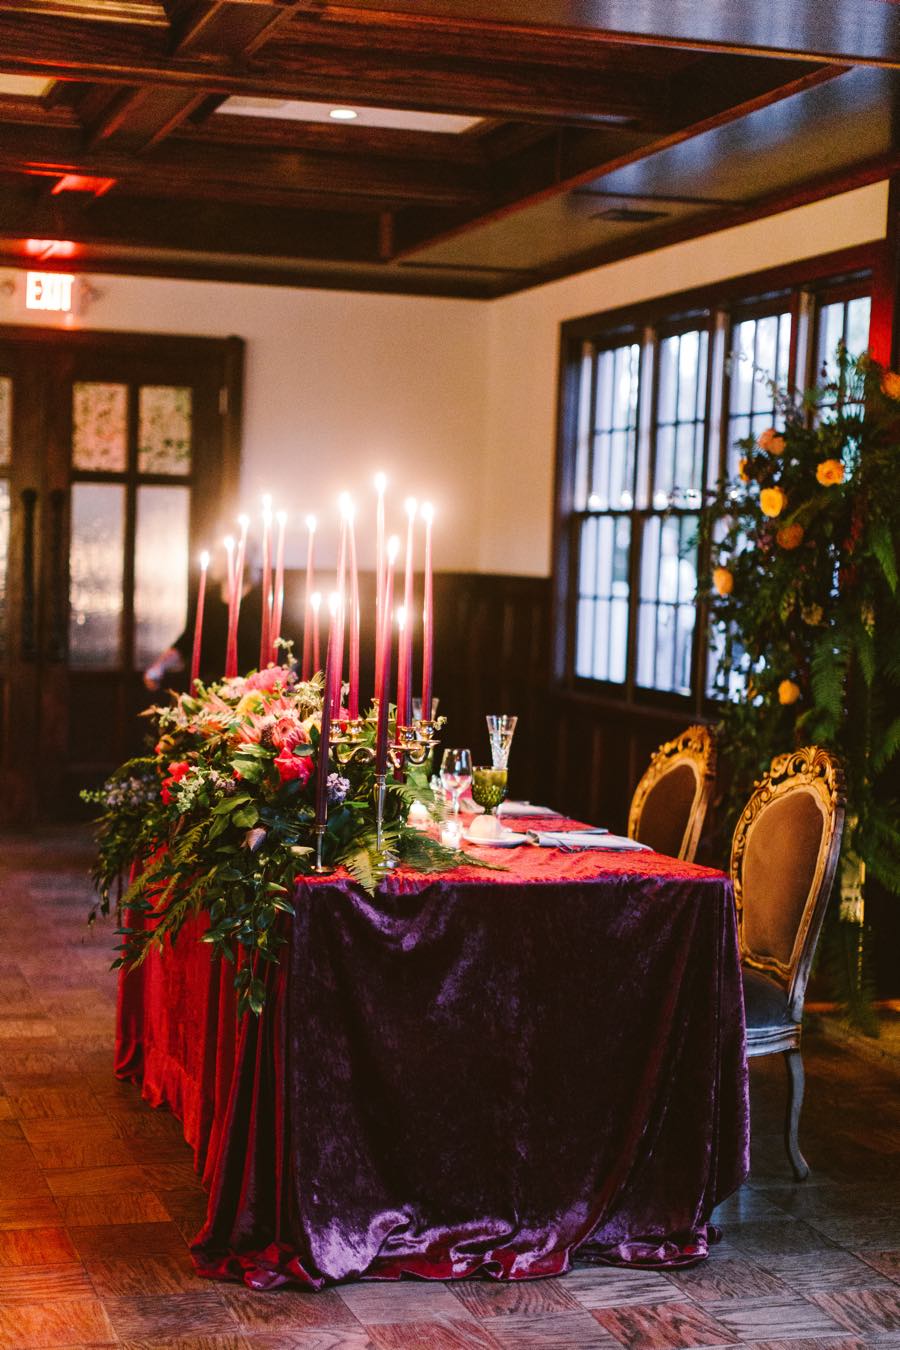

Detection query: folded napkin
xmin=527 ymin=830 xmax=651 ymax=851
xmin=498 ymin=800 xmax=562 ymax=818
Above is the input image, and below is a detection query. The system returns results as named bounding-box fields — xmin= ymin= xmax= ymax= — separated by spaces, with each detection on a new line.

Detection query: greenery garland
xmin=84 ymin=663 xmax=484 ymax=1014
xmin=704 ymin=350 xmax=900 ymax=1017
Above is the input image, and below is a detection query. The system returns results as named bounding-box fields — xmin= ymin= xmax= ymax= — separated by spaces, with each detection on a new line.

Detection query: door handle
xmin=47 ymin=488 xmax=67 ymax=662
xmin=20 ymin=487 xmax=37 ymax=661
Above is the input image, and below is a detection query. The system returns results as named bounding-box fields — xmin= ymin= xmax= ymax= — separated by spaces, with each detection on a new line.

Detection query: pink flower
xmin=274 ymin=748 xmax=314 ymax=786
xmin=271 ymin=716 xmax=309 ymax=751
xmin=246 ymin=665 xmax=295 ymax=693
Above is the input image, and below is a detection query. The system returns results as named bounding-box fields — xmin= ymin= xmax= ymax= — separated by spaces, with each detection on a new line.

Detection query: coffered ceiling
xmin=0 ymin=1 xmax=897 ymax=297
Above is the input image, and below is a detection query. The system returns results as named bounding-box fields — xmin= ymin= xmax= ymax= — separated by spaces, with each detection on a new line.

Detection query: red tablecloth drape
xmin=116 ymin=827 xmax=749 ymax=1290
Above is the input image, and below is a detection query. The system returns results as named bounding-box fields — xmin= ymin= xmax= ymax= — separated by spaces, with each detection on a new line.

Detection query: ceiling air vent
xmin=592 ymin=206 xmax=669 ymax=223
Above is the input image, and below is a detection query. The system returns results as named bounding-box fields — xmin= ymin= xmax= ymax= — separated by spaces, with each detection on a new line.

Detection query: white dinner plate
xmin=463 ymin=829 xmax=528 ymax=848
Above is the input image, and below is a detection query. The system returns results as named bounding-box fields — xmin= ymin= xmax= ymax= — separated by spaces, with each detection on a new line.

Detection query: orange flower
xmin=712 ymin=567 xmax=734 ymax=597
xmin=778 ymin=679 xmax=801 ymax=706
xmin=776 ymin=523 xmax=804 ymax=550
xmin=816 ymin=458 xmax=845 ymax=486
xmin=758 ymin=428 xmax=785 ymax=455
xmin=881 ymin=370 xmax=900 ymax=400
xmin=738 ymin=457 xmax=751 ymax=483
xmin=760 ymin=486 xmax=787 ymax=518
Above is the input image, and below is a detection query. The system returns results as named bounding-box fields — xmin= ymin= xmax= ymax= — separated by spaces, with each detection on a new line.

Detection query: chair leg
xmin=784 ymin=1047 xmax=809 ymax=1181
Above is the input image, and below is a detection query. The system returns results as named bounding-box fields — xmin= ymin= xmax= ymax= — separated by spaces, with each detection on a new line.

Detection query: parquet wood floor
xmin=1 ymin=829 xmax=898 ymax=1349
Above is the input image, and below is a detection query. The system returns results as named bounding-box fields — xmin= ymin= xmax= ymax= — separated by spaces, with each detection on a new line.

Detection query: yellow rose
xmin=738 ymin=457 xmax=751 ymax=483
xmin=758 ymin=428 xmax=785 ymax=455
xmin=760 ymin=486 xmax=787 ymax=518
xmin=776 ymin=523 xmax=804 ymax=550
xmin=713 ymin=567 xmax=734 ymax=597
xmin=881 ymin=370 xmax=900 ymax=400
xmin=816 ymin=458 xmax=845 ymax=486
xmin=778 ymin=679 xmax=801 ymax=706
xmin=235 ymin=691 xmax=263 ymax=716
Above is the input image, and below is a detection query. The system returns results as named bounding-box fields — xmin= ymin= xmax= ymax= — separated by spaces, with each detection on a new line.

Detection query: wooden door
xmin=0 ymin=327 xmax=243 ymax=823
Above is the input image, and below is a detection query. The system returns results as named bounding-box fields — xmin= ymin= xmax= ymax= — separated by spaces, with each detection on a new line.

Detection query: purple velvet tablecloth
xmin=121 ymin=835 xmax=749 ymax=1290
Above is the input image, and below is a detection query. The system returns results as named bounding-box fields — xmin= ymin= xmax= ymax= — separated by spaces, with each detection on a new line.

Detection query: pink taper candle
xmin=374 ymin=472 xmax=387 ymax=706
xmin=396 ymin=497 xmax=417 ymax=728
xmin=302 ymin=515 xmax=317 ymax=680
xmin=343 ymin=497 xmax=360 ymax=719
xmin=421 ymin=501 xmax=434 ymax=719
xmin=315 ymin=593 xmax=340 ymax=828
xmin=223 ymin=534 xmax=235 ymax=675
xmin=225 ymin=515 xmax=248 ymax=678
xmin=190 ymin=550 xmax=209 ymax=689
xmin=259 ymin=494 xmax=272 ymax=669
xmin=375 ymin=535 xmax=399 ymax=775
xmin=270 ymin=509 xmax=287 ymax=665
xmin=310 ymin=591 xmax=321 ymax=675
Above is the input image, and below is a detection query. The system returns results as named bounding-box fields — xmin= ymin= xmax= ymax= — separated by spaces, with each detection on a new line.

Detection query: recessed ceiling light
xmin=329 ymin=108 xmax=358 ymax=121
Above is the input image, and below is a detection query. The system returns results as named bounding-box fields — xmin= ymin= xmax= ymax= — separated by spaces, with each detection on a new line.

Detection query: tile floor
xmin=1 ymin=828 xmax=899 ymax=1349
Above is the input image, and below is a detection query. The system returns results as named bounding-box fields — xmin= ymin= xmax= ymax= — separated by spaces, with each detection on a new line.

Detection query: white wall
xmin=481 ymin=181 xmax=890 ymax=576
xmin=0 ymin=276 xmax=487 ymax=572
xmin=0 ymin=180 xmax=889 ymax=578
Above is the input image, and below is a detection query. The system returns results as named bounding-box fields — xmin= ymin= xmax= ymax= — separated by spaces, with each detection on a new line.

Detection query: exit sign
xmin=26 ymin=272 xmax=75 ymax=312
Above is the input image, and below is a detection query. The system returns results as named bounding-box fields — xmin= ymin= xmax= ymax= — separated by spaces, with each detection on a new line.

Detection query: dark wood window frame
xmin=552 ymin=243 xmax=879 ymax=720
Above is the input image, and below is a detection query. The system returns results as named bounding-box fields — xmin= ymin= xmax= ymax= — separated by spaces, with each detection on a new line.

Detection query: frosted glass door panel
xmin=72 ymin=382 xmax=128 ymax=471
xmin=69 ymin=484 xmax=125 ymax=667
xmin=0 ymin=480 xmax=8 ymax=655
xmin=0 ymin=377 xmax=11 ymax=468
xmin=134 ymin=485 xmax=190 ymax=670
xmin=138 ymin=386 xmax=192 ymax=475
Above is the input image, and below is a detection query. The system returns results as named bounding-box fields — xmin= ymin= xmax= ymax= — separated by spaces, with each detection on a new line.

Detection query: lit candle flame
xmin=397 ymin=605 xmax=406 ymax=630
xmin=404 ymin=497 xmax=418 ymax=520
xmin=276 ymin=509 xmax=287 ymax=526
xmin=374 ymin=471 xmax=387 ymax=494
xmin=237 ymin=513 xmax=249 ymax=532
xmin=223 ymin=535 xmax=234 ymax=553
xmin=387 ymin=535 xmax=400 ymax=562
xmin=338 ymin=491 xmax=355 ymax=521
xmin=310 ymin=591 xmax=322 ymax=612
xmin=328 ymin=591 xmax=340 ymax=617
xmin=421 ymin=501 xmax=434 ymax=525
xmin=306 ymin=513 xmax=317 ymax=533
xmin=199 ymin=550 xmax=210 ymax=569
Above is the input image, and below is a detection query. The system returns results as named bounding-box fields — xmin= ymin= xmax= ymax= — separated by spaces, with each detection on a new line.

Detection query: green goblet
xmin=471 ymin=765 xmax=508 ymax=817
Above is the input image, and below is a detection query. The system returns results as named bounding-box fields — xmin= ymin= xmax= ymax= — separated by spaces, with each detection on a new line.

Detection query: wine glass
xmin=441 ymin=748 xmax=472 ymax=816
xmin=486 ymin=714 xmax=517 ymax=770
xmin=471 ymin=765 xmax=508 ymax=817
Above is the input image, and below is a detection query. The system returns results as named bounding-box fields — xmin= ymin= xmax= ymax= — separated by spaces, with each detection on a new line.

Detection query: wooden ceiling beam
xmin=0 ymin=119 xmax=486 ymax=206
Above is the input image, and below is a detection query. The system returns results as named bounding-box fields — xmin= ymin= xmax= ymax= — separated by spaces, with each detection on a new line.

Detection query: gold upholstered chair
xmin=731 ymin=746 xmax=846 ymax=1181
xmin=627 ymin=725 xmax=717 ymax=862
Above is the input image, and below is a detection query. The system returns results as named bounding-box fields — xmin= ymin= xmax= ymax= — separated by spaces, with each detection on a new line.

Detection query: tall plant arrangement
xmin=705 ymin=351 xmax=900 ymax=1014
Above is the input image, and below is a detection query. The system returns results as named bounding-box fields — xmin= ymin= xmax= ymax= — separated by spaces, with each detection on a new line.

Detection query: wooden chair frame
xmin=731 ymin=745 xmax=846 ymax=1179
xmin=627 ymin=724 xmax=717 ymax=863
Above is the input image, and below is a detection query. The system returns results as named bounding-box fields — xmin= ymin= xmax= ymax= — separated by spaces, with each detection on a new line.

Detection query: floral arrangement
xmin=84 ymin=664 xmax=471 ymax=1014
xmin=705 ymin=351 xmax=900 ymax=963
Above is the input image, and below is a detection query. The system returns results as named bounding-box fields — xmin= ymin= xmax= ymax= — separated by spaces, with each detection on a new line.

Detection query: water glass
xmin=440 ymin=748 xmax=472 ymax=815
xmin=486 ymin=714 xmax=517 ymax=770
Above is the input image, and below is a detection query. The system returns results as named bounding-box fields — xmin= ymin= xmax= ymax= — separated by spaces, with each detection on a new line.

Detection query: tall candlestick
xmin=374 ymin=471 xmax=387 ymax=706
xmin=396 ymin=497 xmax=417 ymax=728
xmin=375 ymin=536 xmax=399 ymax=775
xmin=310 ymin=591 xmax=321 ymax=676
xmin=259 ymin=494 xmax=272 ymax=669
xmin=421 ymin=501 xmax=434 ymax=719
xmin=342 ymin=497 xmax=360 ymax=719
xmin=315 ymin=592 xmax=340 ymax=829
xmin=302 ymin=515 xmax=317 ymax=679
xmin=225 ymin=515 xmax=248 ymax=678
xmin=190 ymin=550 xmax=209 ymax=689
xmin=271 ymin=509 xmax=287 ymax=665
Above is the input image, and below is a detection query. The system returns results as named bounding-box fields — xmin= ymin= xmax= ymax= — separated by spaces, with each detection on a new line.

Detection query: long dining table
xmin=115 ymin=816 xmax=749 ymax=1291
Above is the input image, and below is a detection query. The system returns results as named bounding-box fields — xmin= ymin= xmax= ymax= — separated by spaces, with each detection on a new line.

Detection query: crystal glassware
xmin=486 ymin=714 xmax=517 ymax=770
xmin=440 ymin=748 xmax=472 ymax=816
xmin=412 ymin=696 xmax=440 ymax=720
xmin=471 ymin=765 xmax=508 ymax=816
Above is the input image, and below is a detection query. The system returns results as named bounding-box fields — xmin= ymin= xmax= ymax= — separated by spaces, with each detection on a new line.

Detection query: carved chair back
xmin=731 ymin=746 xmax=846 ymax=1024
xmin=627 ymin=725 xmax=717 ymax=863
